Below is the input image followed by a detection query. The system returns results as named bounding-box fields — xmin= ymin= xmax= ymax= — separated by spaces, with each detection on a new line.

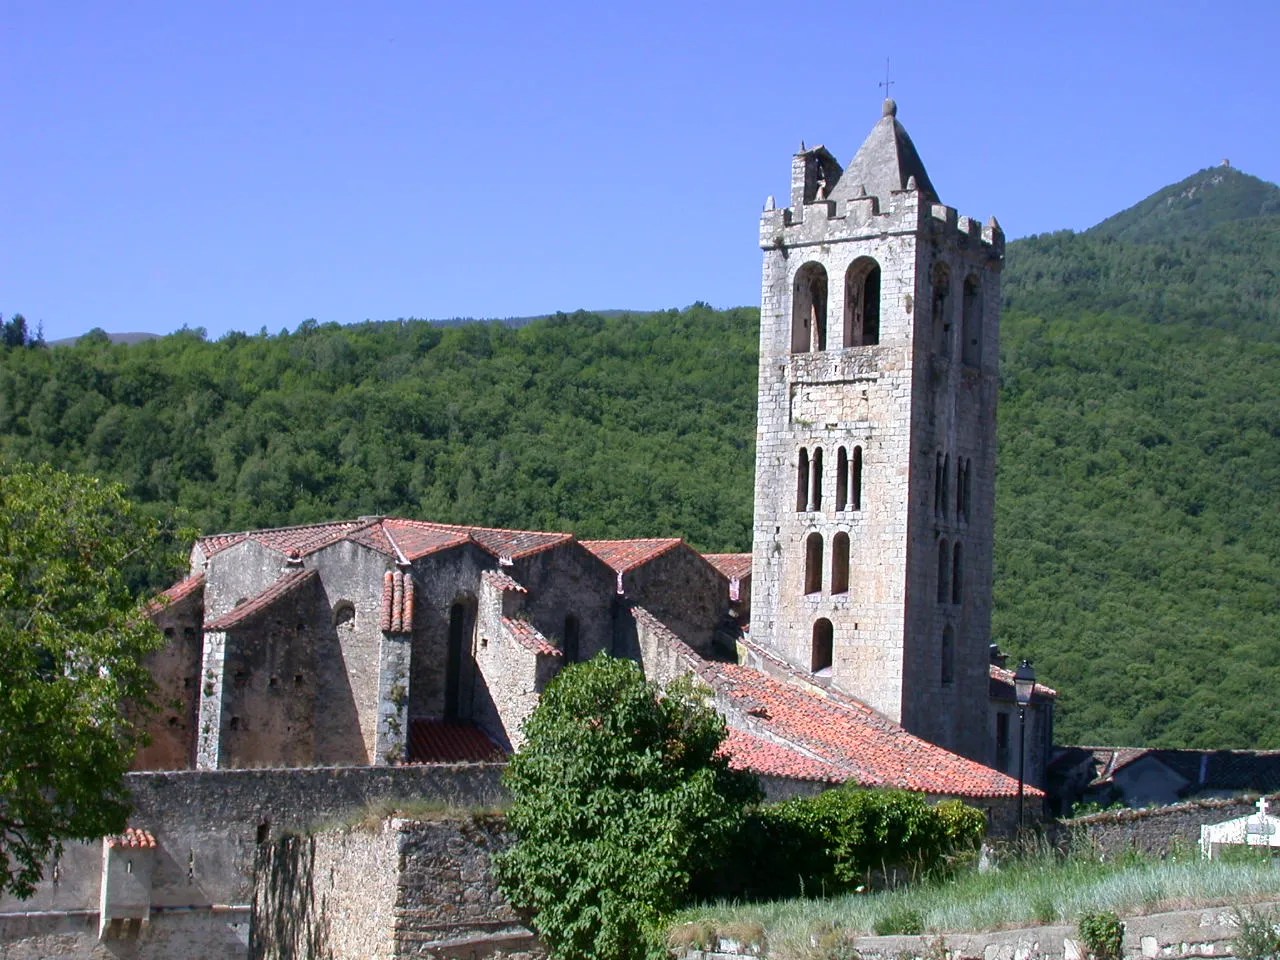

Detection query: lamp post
xmin=1013 ymin=658 xmax=1036 ymax=834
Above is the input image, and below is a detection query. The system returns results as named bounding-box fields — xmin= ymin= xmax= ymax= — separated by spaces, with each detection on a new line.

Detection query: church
xmin=141 ymin=100 xmax=1054 ymax=810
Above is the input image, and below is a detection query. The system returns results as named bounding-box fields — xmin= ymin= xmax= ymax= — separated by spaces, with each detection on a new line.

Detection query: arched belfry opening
xmin=932 ymin=263 xmax=952 ymax=358
xmin=844 ymin=257 xmax=881 ymax=347
xmin=445 ymin=598 xmax=476 ymax=719
xmin=962 ymin=274 xmax=983 ymax=367
xmin=792 ymin=262 xmax=828 ymax=354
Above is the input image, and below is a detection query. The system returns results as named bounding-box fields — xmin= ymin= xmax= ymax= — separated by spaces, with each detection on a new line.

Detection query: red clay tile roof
xmin=481 ymin=569 xmax=527 ymax=593
xmin=711 ymin=663 xmax=1041 ymax=799
xmin=581 ymin=538 xmax=684 ymax=573
xmin=106 ymin=828 xmax=156 ymax=849
xmin=990 ymin=664 xmax=1058 ymax=700
xmin=406 ymin=720 xmax=507 ymax=763
xmin=501 ymin=616 xmax=561 ymax=657
xmin=722 ymin=728 xmax=845 ymax=783
xmin=198 ymin=517 xmax=574 ymax=564
xmin=380 ymin=570 xmax=416 ymax=634
xmin=703 ymin=553 xmax=753 ymax=581
xmin=204 ymin=569 xmax=318 ymax=632
xmin=147 ymin=573 xmax=205 ymax=615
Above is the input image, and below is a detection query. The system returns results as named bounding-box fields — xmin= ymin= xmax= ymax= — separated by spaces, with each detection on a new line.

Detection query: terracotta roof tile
xmin=406 ymin=720 xmax=506 ymax=763
xmin=204 ymin=569 xmax=318 ymax=632
xmin=711 ymin=663 xmax=1041 ymax=799
xmin=721 ymin=728 xmax=845 ymax=783
xmin=147 ymin=573 xmax=205 ymax=615
xmin=380 ymin=570 xmax=416 ymax=634
xmin=990 ymin=664 xmax=1058 ymax=700
xmin=197 ymin=517 xmax=576 ymax=566
xmin=581 ymin=538 xmax=684 ymax=573
xmin=481 ymin=569 xmax=527 ymax=593
xmin=703 ymin=553 xmax=753 ymax=581
xmin=106 ymin=828 xmax=156 ymax=849
xmin=501 ymin=616 xmax=561 ymax=657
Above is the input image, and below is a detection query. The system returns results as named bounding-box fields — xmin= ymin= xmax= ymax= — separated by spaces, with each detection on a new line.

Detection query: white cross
xmin=1258 ymin=797 xmax=1270 ymax=819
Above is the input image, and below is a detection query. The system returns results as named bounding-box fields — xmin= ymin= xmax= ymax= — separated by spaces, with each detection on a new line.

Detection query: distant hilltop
xmin=48 ymin=330 xmax=160 ymax=348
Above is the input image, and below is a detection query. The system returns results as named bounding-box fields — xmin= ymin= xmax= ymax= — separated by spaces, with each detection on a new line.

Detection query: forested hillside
xmin=1 ymin=166 xmax=1276 ymax=749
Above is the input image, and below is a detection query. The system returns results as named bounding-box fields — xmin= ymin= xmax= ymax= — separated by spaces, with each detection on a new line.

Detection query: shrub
xmin=872 ymin=907 xmax=924 ymax=936
xmin=1233 ymin=906 xmax=1280 ymax=960
xmin=1078 ymin=910 xmax=1124 ymax=960
xmin=495 ymin=656 xmax=760 ymax=960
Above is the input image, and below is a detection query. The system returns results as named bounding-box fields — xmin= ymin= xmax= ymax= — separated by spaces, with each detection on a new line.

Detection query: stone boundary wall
xmin=1054 ymin=793 xmax=1275 ymax=857
xmin=682 ymin=899 xmax=1280 ymax=960
xmin=250 ymin=816 xmax=542 ymax=960
xmin=0 ymin=764 xmax=506 ymax=960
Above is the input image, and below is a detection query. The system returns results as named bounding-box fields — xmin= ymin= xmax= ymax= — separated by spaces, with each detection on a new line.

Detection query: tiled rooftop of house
xmin=722 ymin=728 xmax=845 ymax=783
xmin=502 ymin=616 xmax=561 ymax=657
xmin=710 ymin=662 xmax=1040 ymax=799
xmin=106 ymin=828 xmax=156 ymax=849
xmin=581 ymin=538 xmax=684 ymax=573
xmin=197 ymin=517 xmax=574 ymax=565
xmin=990 ymin=664 xmax=1059 ymax=701
xmin=703 ymin=553 xmax=752 ymax=581
xmin=204 ymin=569 xmax=318 ymax=632
xmin=147 ymin=572 xmax=205 ymax=614
xmin=406 ymin=720 xmax=507 ymax=764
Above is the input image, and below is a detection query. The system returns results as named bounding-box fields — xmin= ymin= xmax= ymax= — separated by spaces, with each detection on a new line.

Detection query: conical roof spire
xmin=828 ymin=100 xmax=938 ymax=207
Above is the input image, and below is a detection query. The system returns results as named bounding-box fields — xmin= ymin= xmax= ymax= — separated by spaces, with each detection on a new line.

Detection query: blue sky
xmin=4 ymin=1 xmax=1278 ymax=341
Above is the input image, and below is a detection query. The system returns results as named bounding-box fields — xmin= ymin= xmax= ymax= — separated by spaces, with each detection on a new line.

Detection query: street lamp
xmin=1013 ymin=658 xmax=1036 ymax=833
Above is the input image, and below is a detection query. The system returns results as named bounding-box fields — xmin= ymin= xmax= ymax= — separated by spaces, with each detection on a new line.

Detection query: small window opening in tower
xmin=333 ymin=601 xmax=355 ymax=629
xmin=952 ymin=542 xmax=963 ymax=605
xmin=810 ymin=447 xmax=824 ymax=511
xmin=932 ymin=263 xmax=952 ymax=358
xmin=934 ymin=453 xmax=943 ymax=517
xmin=962 ymin=274 xmax=983 ymax=367
xmin=811 ymin=619 xmax=834 ymax=675
xmin=804 ymin=533 xmax=823 ymax=595
xmin=836 ymin=447 xmax=848 ymax=511
xmin=963 ymin=458 xmax=973 ymax=522
xmin=941 ymin=454 xmax=950 ymax=518
xmin=791 ymin=262 xmax=828 ymax=354
xmin=852 ymin=446 xmax=863 ymax=511
xmin=563 ymin=614 xmax=580 ymax=662
xmin=937 ymin=539 xmax=950 ymax=603
xmin=831 ymin=532 xmax=850 ymax=594
xmin=796 ymin=448 xmax=810 ymax=512
xmin=956 ymin=457 xmax=966 ymax=519
xmin=843 ymin=257 xmax=881 ymax=347
xmin=941 ymin=624 xmax=955 ymax=685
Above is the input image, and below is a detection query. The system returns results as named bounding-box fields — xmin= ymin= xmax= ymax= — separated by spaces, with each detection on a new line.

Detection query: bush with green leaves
xmin=1078 ymin=910 xmax=1125 ymax=960
xmin=699 ymin=787 xmax=986 ymax=902
xmin=1233 ymin=906 xmax=1280 ymax=960
xmin=495 ymin=655 xmax=760 ymax=960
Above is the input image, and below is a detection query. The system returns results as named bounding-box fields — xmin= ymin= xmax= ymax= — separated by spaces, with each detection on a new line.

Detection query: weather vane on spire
xmin=879 ymin=56 xmax=895 ymax=101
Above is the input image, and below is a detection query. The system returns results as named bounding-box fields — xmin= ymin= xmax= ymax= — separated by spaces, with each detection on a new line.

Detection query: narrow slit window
xmin=831 ymin=532 xmax=850 ymax=594
xmin=796 ymin=448 xmax=809 ymax=512
xmin=852 ymin=446 xmax=863 ymax=511
xmin=952 ymin=543 xmax=963 ymax=605
xmin=937 ymin=539 xmax=950 ymax=603
xmin=836 ymin=448 xmax=848 ymax=511
xmin=811 ymin=447 xmax=823 ymax=512
xmin=804 ymin=533 xmax=823 ymax=595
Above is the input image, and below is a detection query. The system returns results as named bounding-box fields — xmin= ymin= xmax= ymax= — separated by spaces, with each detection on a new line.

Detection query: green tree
xmin=496 ymin=655 xmax=760 ymax=960
xmin=0 ymin=464 xmax=171 ymax=898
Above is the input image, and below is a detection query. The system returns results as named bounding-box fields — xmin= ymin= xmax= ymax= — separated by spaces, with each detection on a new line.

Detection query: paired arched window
xmin=811 ymin=619 xmax=834 ymax=674
xmin=810 ymin=448 xmax=823 ymax=511
xmin=951 ymin=543 xmax=963 ymax=605
xmin=844 ymin=258 xmax=881 ymax=347
xmin=962 ymin=274 xmax=983 ymax=367
xmin=936 ymin=539 xmax=950 ymax=603
xmin=791 ymin=262 xmax=828 ymax=354
xmin=804 ymin=533 xmax=823 ymax=595
xmin=956 ymin=457 xmax=972 ymax=522
xmin=932 ymin=263 xmax=952 ymax=358
xmin=796 ymin=448 xmax=810 ymax=512
xmin=831 ymin=532 xmax=850 ymax=594
xmin=941 ymin=624 xmax=955 ymax=685
xmin=835 ymin=446 xmax=863 ymax=512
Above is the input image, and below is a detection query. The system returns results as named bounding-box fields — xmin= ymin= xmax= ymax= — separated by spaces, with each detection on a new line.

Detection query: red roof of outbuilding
xmin=703 ymin=553 xmax=753 ymax=581
xmin=502 ymin=616 xmax=561 ymax=657
xmin=407 ymin=720 xmax=506 ymax=763
xmin=204 ymin=569 xmax=318 ymax=632
xmin=147 ymin=573 xmax=206 ymax=615
xmin=581 ymin=538 xmax=684 ymax=573
xmin=107 ymin=828 xmax=156 ymax=849
xmin=722 ymin=728 xmax=845 ymax=783
xmin=481 ymin=569 xmax=528 ymax=593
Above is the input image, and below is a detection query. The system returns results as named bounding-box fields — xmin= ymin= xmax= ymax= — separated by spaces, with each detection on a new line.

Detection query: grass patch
xmin=672 ymin=850 xmax=1280 ymax=950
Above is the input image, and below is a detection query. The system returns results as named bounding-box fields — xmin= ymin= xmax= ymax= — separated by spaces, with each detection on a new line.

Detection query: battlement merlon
xmin=760 ymin=188 xmax=1004 ymax=259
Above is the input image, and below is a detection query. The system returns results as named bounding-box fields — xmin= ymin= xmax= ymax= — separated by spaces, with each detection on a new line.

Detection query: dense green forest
xmin=1 ymin=166 xmax=1276 ymax=750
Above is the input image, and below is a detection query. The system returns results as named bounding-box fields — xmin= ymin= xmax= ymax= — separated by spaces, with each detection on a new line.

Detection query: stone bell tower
xmin=749 ymin=99 xmax=1004 ymax=763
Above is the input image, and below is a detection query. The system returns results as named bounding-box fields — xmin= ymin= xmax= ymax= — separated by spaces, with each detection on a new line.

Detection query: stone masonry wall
xmin=250 ymin=817 xmax=542 ymax=960
xmin=1057 ymin=793 xmax=1275 ymax=857
xmin=135 ymin=584 xmax=204 ymax=770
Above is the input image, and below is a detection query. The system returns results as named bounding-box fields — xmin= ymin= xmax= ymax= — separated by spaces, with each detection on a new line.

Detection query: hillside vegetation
xmin=1 ymin=167 xmax=1276 ymax=749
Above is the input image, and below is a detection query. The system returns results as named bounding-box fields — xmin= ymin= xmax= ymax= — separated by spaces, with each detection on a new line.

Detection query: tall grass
xmin=672 ymin=847 xmax=1280 ymax=948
